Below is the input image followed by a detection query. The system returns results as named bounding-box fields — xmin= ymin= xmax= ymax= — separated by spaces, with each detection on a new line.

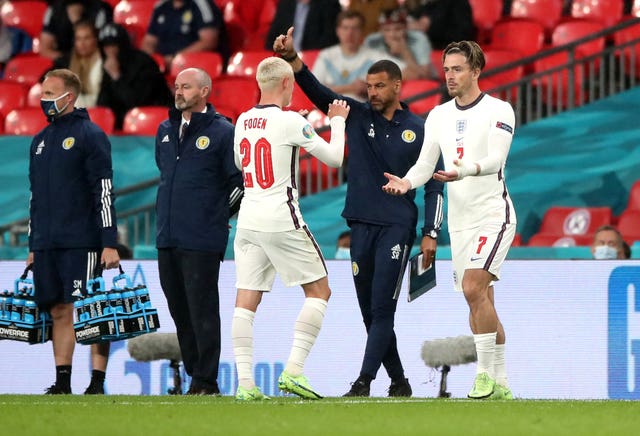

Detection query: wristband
xmin=281 ymin=53 xmax=298 ymax=62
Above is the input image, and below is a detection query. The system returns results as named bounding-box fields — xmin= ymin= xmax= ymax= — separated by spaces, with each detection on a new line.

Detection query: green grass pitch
xmin=3 ymin=395 xmax=639 ymax=435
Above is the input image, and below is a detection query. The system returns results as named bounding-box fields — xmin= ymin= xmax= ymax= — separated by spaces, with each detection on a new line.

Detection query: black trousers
xmin=158 ymin=248 xmax=222 ymax=390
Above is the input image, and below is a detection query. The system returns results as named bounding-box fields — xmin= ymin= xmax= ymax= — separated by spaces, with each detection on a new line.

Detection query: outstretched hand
xmin=327 ymin=99 xmax=350 ymax=120
xmin=433 ymin=159 xmax=462 ymax=182
xmin=382 ymin=172 xmax=411 ymax=195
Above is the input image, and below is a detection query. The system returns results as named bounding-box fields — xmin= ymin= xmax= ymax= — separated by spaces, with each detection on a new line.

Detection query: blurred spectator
xmin=141 ymin=0 xmax=229 ymax=71
xmin=622 ymin=241 xmax=631 ymax=260
xmin=39 ymin=0 xmax=113 ymax=60
xmin=591 ymin=225 xmax=625 ymax=260
xmin=0 ymin=19 xmax=13 ymax=68
xmin=312 ymin=10 xmax=396 ymax=101
xmin=335 ymin=230 xmax=351 ymax=260
xmin=364 ymin=8 xmax=433 ymax=80
xmin=265 ymin=0 xmax=341 ymax=52
xmin=97 ymin=23 xmax=171 ymax=130
xmin=347 ymin=0 xmax=399 ymax=37
xmin=51 ymin=21 xmax=103 ymax=108
xmin=404 ymin=0 xmax=475 ymax=50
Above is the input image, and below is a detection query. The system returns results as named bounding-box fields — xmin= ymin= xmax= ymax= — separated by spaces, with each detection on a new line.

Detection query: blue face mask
xmin=593 ymin=245 xmax=618 ymax=260
xmin=335 ymin=247 xmax=351 ymax=260
xmin=40 ymin=92 xmax=70 ymax=119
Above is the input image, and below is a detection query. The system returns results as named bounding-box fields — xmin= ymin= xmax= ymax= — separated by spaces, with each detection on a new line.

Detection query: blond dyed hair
xmin=256 ymin=57 xmax=293 ymax=91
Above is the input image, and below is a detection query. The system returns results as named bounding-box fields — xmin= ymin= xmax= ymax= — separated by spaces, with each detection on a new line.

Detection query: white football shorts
xmin=449 ymin=222 xmax=516 ymax=292
xmin=234 ymin=226 xmax=327 ymax=290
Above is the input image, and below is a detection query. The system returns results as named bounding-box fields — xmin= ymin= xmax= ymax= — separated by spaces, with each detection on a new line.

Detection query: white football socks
xmin=284 ymin=297 xmax=327 ymax=377
xmin=494 ymin=343 xmax=509 ymax=387
xmin=474 ymin=332 xmax=497 ymax=378
xmin=231 ymin=307 xmax=256 ymax=390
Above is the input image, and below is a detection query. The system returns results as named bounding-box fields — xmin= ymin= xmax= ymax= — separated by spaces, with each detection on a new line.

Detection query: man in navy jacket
xmin=29 ymin=68 xmax=120 ymax=394
xmin=274 ymin=28 xmax=444 ymax=397
xmin=155 ymin=67 xmax=243 ymax=395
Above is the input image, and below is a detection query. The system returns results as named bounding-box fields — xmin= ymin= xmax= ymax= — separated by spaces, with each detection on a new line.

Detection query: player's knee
xmin=50 ymin=302 xmax=74 ymax=322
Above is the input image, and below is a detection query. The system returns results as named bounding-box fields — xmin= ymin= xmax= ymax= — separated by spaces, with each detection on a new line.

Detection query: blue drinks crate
xmin=0 ymin=266 xmax=52 ymax=344
xmin=73 ymin=266 xmax=160 ymax=344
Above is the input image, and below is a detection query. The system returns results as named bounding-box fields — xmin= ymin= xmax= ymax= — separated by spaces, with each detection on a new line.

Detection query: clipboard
xmin=408 ymin=253 xmax=436 ymax=302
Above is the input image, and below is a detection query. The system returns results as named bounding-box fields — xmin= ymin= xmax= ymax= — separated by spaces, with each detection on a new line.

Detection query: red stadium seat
xmin=551 ymin=20 xmax=606 ymax=59
xmin=479 ymin=49 xmax=524 ymax=99
xmin=114 ymin=0 xmax=156 ymax=49
xmin=0 ymin=80 xmax=27 ymax=118
xmin=213 ymin=104 xmax=239 ymax=123
xmin=490 ymin=18 xmax=545 ymax=58
xmin=3 ymin=54 xmax=53 ymax=86
xmin=4 ymin=107 xmax=48 ymax=135
xmin=0 ymin=1 xmax=48 ymax=39
xmin=169 ymin=51 xmax=224 ymax=83
xmin=571 ymin=0 xmax=624 ymax=28
xmin=209 ymin=76 xmax=259 ymax=116
xmin=399 ymin=79 xmax=442 ymax=115
xmin=27 ymin=82 xmax=42 ymax=107
xmin=289 ymin=85 xmax=316 ymax=112
xmin=122 ymin=106 xmax=168 ymax=135
xmin=527 ymin=233 xmax=592 ymax=247
xmin=626 ymin=180 xmax=640 ymax=211
xmin=87 ymin=106 xmax=116 ymax=135
xmin=538 ymin=206 xmax=612 ymax=236
xmin=613 ymin=19 xmax=640 ymax=79
xmin=226 ymin=50 xmax=272 ymax=77
xmin=533 ymin=51 xmax=585 ymax=107
xmin=468 ymin=0 xmax=504 ymax=43
xmin=533 ymin=20 xmax=605 ymax=107
xmin=617 ymin=209 xmax=640 ymax=244
xmin=223 ymin=0 xmax=277 ymax=51
xmin=510 ymin=0 xmax=563 ymax=38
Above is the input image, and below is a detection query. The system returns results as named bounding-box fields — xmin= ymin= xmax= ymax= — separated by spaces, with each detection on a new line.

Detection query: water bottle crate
xmin=0 ymin=316 xmax=52 ymax=344
xmin=73 ymin=307 xmax=159 ymax=344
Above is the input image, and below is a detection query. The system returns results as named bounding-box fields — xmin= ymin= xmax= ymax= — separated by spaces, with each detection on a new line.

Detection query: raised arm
xmin=304 ymin=99 xmax=350 ymax=168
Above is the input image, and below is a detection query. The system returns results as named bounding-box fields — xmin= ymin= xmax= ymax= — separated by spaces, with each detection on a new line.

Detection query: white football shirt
xmin=405 ymin=93 xmax=517 ymax=231
xmin=234 ymin=105 xmax=345 ymax=232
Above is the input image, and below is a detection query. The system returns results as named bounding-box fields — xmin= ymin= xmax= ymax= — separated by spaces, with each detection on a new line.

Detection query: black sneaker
xmin=44 ymin=384 xmax=71 ymax=395
xmin=343 ymin=377 xmax=370 ymax=397
xmin=186 ymin=385 xmax=220 ymax=396
xmin=84 ymin=383 xmax=105 ymax=395
xmin=388 ymin=378 xmax=412 ymax=397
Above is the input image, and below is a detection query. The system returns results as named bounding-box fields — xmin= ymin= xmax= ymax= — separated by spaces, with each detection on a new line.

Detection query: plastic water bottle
xmin=22 ymin=296 xmax=38 ymax=324
xmin=84 ymin=294 xmax=97 ymax=320
xmin=0 ymin=291 xmax=12 ymax=320
xmin=134 ymin=285 xmax=151 ymax=310
xmin=10 ymin=292 xmax=25 ymax=322
xmin=107 ymin=289 xmax=123 ymax=314
xmin=74 ymin=298 xmax=86 ymax=322
xmin=122 ymin=289 xmax=136 ymax=313
xmin=93 ymin=291 xmax=108 ymax=317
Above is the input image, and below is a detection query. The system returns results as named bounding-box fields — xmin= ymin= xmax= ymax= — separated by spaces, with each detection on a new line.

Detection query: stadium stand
xmin=570 ymin=0 xmax=624 ymax=29
xmin=399 ymin=79 xmax=441 ymax=115
xmin=169 ymin=51 xmax=224 ymax=83
xmin=0 ymin=80 xmax=27 ymax=118
xmin=509 ymin=0 xmax=564 ymax=39
xmin=226 ymin=50 xmax=272 ymax=77
xmin=113 ymin=0 xmax=156 ymax=49
xmin=0 ymin=0 xmax=48 ymax=40
xmin=468 ymin=0 xmax=504 ymax=43
xmin=4 ymin=107 xmax=47 ymax=135
xmin=122 ymin=106 xmax=168 ymax=135
xmin=617 ymin=209 xmax=640 ymax=245
xmin=489 ymin=18 xmax=545 ymax=58
xmin=3 ymin=54 xmax=53 ymax=86
xmin=87 ymin=106 xmax=116 ymax=135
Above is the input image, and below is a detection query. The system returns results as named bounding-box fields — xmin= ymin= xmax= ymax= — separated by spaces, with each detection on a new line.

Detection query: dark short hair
xmin=443 ymin=40 xmax=486 ymax=71
xmin=368 ymin=59 xmax=402 ymax=81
